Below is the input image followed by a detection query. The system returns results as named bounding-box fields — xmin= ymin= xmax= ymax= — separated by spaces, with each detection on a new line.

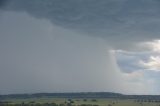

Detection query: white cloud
xmin=113 ymin=40 xmax=160 ymax=94
xmin=139 ymin=56 xmax=160 ymax=72
xmin=141 ymin=40 xmax=160 ymax=52
xmin=137 ymin=40 xmax=160 ymax=72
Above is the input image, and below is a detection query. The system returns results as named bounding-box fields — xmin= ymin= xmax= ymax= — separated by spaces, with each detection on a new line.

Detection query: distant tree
xmin=30 ymin=101 xmax=35 ymax=104
xmin=83 ymin=99 xmax=87 ymax=102
xmin=91 ymin=99 xmax=97 ymax=102
xmin=108 ymin=104 xmax=112 ymax=106
xmin=70 ymin=100 xmax=74 ymax=104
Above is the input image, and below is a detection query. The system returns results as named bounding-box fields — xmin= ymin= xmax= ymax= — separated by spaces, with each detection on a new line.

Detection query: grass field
xmin=2 ymin=97 xmax=160 ymax=106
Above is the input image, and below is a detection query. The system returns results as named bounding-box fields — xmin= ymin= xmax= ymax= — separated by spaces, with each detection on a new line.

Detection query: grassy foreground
xmin=1 ymin=97 xmax=160 ymax=106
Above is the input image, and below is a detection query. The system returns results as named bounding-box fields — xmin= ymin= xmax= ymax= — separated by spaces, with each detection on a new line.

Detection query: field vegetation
xmin=1 ymin=93 xmax=160 ymax=106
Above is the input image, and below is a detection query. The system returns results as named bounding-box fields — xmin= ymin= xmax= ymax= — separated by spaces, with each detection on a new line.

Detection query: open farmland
xmin=1 ymin=93 xmax=160 ymax=106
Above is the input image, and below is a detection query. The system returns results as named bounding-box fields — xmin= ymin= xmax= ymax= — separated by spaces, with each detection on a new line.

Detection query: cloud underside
xmin=2 ymin=0 xmax=160 ymax=48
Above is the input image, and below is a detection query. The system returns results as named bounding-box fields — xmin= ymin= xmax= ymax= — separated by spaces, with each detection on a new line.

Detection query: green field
xmin=2 ymin=98 xmax=160 ymax=106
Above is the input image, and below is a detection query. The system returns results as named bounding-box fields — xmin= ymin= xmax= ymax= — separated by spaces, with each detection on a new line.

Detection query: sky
xmin=0 ymin=0 xmax=160 ymax=95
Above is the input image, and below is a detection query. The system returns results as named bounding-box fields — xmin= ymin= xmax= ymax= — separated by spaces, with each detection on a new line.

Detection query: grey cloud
xmin=116 ymin=49 xmax=160 ymax=73
xmin=116 ymin=51 xmax=151 ymax=73
xmin=2 ymin=0 xmax=160 ymax=49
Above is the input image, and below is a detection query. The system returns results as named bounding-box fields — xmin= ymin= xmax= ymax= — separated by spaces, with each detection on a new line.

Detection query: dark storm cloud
xmin=2 ymin=0 xmax=160 ymax=49
xmin=0 ymin=0 xmax=7 ymax=8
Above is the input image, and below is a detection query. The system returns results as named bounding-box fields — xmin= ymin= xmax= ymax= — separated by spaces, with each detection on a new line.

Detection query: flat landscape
xmin=1 ymin=93 xmax=160 ymax=106
xmin=1 ymin=98 xmax=160 ymax=106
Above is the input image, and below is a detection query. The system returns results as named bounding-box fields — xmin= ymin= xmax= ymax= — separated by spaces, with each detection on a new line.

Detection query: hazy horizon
xmin=1 ymin=0 xmax=160 ymax=95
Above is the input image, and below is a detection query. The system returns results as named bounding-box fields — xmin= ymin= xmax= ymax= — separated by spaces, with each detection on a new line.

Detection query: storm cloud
xmin=0 ymin=0 xmax=160 ymax=94
xmin=2 ymin=0 xmax=160 ymax=48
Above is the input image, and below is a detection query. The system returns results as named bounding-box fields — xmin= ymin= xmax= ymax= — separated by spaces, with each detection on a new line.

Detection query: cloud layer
xmin=0 ymin=0 xmax=160 ymax=94
xmin=2 ymin=0 xmax=160 ymax=48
